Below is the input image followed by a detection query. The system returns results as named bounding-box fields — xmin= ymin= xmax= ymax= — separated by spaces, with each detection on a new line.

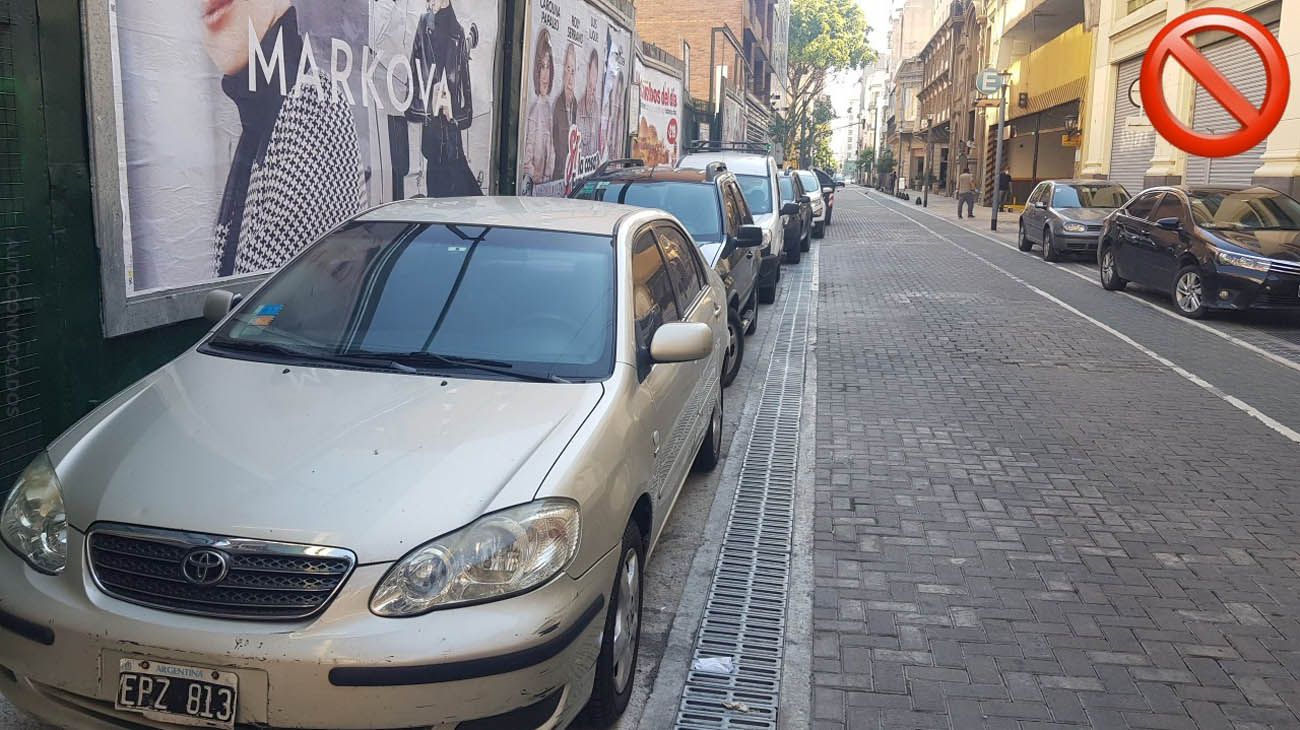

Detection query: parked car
xmin=0 ymin=197 xmax=727 ymax=730
xmin=1098 ymin=185 xmax=1300 ymax=318
xmin=779 ymin=168 xmax=814 ymax=262
xmin=1018 ymin=180 xmax=1130 ymax=261
xmin=813 ymin=167 xmax=844 ymax=227
xmin=572 ymin=159 xmax=765 ymax=387
xmin=797 ymin=169 xmax=828 ymax=239
xmin=681 ymin=141 xmax=785 ymax=304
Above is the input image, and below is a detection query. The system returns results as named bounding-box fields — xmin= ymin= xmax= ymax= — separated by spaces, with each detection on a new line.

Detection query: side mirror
xmin=798 ymin=194 xmax=811 ymax=204
xmin=203 ymin=289 xmax=242 ymax=323
xmin=735 ymin=224 xmax=764 ymax=248
xmin=822 ymin=186 xmax=834 ymax=195
xmin=650 ymin=322 xmax=713 ymax=363
xmin=1156 ymin=216 xmax=1181 ymax=231
xmin=836 ymin=181 xmax=846 ymax=188
xmin=781 ymin=201 xmax=801 ymax=216
xmin=1034 ymin=201 xmax=1048 ymax=209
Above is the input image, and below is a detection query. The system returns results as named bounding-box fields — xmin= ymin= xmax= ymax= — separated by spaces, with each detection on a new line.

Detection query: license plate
xmin=115 ymin=659 xmax=238 ymax=729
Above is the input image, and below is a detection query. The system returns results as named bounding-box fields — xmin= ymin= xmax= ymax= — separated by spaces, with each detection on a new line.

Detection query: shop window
xmin=1126 ymin=0 xmax=1154 ymax=14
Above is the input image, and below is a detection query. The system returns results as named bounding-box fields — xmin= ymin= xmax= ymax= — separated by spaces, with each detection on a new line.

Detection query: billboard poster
xmin=631 ymin=58 xmax=682 ymax=167
xmin=107 ymin=0 xmax=501 ymax=294
xmin=519 ymin=0 xmax=632 ymax=197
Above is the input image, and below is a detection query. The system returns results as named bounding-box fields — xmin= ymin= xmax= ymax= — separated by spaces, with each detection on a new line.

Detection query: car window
xmin=1151 ymin=194 xmax=1185 ymax=223
xmin=657 ymin=225 xmax=705 ymax=313
xmin=211 ymin=222 xmax=616 ymax=380
xmin=632 ymin=228 xmax=680 ymax=353
xmin=573 ymin=180 xmax=723 ymax=243
xmin=1053 ymin=184 xmax=1129 ymax=208
xmin=1187 ymin=189 xmax=1300 ymax=230
xmin=721 ymin=182 xmax=744 ymax=237
xmin=1125 ymin=192 xmax=1161 ymax=219
xmin=1028 ymin=183 xmax=1047 ymax=205
xmin=814 ymin=169 xmax=834 ymax=187
xmin=778 ymin=176 xmax=794 ymax=202
xmin=797 ymin=171 xmax=820 ymax=195
xmin=736 ymin=174 xmax=774 ymax=215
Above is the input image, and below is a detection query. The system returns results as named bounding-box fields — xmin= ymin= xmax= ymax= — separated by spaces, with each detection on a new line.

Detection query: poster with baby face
xmin=108 ymin=0 xmax=500 ymax=293
xmin=517 ymin=0 xmax=632 ymax=197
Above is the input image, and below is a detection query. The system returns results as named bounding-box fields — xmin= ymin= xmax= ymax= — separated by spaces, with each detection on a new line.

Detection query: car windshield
xmin=573 ymin=180 xmax=722 ymax=241
xmin=797 ymin=171 xmax=820 ymax=194
xmin=207 ymin=222 xmax=615 ymax=380
xmin=1052 ymin=184 xmax=1128 ymax=208
xmin=736 ymin=174 xmax=774 ymax=215
xmin=779 ymin=176 xmax=795 ymax=202
xmin=1187 ymin=190 xmax=1300 ymax=231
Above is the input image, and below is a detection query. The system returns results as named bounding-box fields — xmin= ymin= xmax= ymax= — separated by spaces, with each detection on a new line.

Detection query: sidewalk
xmin=871 ymin=189 xmax=1021 ymax=247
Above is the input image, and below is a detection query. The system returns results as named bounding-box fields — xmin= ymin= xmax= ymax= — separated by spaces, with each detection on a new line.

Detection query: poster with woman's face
xmin=109 ymin=0 xmax=500 ymax=293
xmin=517 ymin=0 xmax=631 ymax=197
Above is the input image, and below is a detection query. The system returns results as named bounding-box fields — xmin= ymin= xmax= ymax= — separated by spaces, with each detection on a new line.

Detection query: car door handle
xmin=712 ymin=303 xmax=722 ymax=319
xmin=651 ymin=430 xmax=661 ymax=456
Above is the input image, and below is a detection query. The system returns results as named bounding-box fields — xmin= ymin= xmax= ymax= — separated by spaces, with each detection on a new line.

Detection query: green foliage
xmin=875 ymin=148 xmax=895 ymax=175
xmin=789 ymin=0 xmax=874 ymax=73
xmin=858 ymin=147 xmax=874 ymax=173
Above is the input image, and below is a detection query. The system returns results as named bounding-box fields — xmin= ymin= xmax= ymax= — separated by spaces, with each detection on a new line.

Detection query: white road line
xmin=866 ymin=190 xmax=1300 ymax=377
xmin=865 ymin=194 xmax=1300 ymax=444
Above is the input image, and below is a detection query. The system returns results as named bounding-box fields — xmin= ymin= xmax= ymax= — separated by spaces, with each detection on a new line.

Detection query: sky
xmin=827 ymin=0 xmax=896 ymax=159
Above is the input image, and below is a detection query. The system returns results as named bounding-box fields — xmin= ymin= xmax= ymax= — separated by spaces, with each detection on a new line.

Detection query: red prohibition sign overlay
xmin=1140 ymin=8 xmax=1291 ymax=158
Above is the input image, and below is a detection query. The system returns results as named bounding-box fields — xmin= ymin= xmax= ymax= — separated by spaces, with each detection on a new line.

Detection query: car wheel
xmin=1017 ymin=222 xmax=1033 ymax=251
xmin=824 ymin=206 xmax=833 ymax=227
xmin=759 ymin=282 xmax=777 ymax=304
xmin=744 ymin=290 xmax=759 ymax=336
xmin=786 ymin=237 xmax=802 ymax=264
xmin=801 ymin=225 xmax=811 ymax=252
xmin=722 ymin=309 xmax=744 ymax=388
xmin=1099 ymin=245 xmax=1127 ymax=291
xmin=584 ymin=521 xmax=644 ymax=727
xmin=692 ymin=383 xmax=723 ymax=472
xmin=1174 ymin=264 xmax=1207 ymax=319
xmin=1041 ymin=227 xmax=1060 ymax=262
xmin=812 ymin=220 xmax=825 ymax=239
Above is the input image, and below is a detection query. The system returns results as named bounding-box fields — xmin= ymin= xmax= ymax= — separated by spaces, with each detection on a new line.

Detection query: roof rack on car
xmin=686 ymin=140 xmax=771 ymax=154
xmin=595 ymin=158 xmax=646 ymax=176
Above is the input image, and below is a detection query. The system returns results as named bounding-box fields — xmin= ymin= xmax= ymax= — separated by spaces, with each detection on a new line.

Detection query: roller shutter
xmin=1183 ymin=24 xmax=1276 ymax=186
xmin=1109 ymin=57 xmax=1156 ymax=194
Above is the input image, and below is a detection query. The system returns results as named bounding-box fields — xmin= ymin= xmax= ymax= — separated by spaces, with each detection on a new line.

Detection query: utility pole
xmin=990 ymin=71 xmax=1010 ymax=231
xmin=922 ymin=118 xmax=931 ymax=208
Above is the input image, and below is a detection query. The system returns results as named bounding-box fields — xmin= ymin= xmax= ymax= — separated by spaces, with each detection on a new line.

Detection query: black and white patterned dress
xmin=213 ymin=8 xmax=364 ymax=278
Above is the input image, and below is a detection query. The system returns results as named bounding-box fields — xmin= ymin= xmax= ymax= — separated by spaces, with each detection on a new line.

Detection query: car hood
xmin=1056 ymin=207 xmax=1117 ymax=222
xmin=1209 ymin=229 xmax=1300 ymax=260
xmin=51 ymin=351 xmax=604 ymax=563
xmin=698 ymin=241 xmax=726 ymax=267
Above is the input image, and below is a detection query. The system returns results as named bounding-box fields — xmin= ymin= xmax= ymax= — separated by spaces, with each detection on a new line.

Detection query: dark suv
xmin=778 ymin=169 xmax=813 ymax=263
xmin=572 ymin=159 xmax=764 ymax=386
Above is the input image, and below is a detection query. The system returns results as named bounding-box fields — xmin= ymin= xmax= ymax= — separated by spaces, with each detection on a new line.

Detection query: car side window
xmin=632 ymin=229 xmax=680 ymax=356
xmin=721 ymin=182 xmax=743 ymax=237
xmin=732 ymin=180 xmax=755 ymax=224
xmin=1125 ymin=192 xmax=1160 ymax=219
xmin=1029 ymin=183 xmax=1047 ymax=205
xmin=1152 ymin=193 xmax=1184 ymax=222
xmin=657 ymin=225 xmax=705 ymax=314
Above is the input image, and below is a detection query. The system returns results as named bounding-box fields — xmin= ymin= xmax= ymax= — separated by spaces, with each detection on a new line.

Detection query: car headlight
xmin=370 ymin=499 xmax=580 ymax=616
xmin=1 ymin=452 xmax=68 ymax=574
xmin=1215 ymin=249 xmax=1270 ymax=272
xmin=1061 ymin=221 xmax=1087 ymax=233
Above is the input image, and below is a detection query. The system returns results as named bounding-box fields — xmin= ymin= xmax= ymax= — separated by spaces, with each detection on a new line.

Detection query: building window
xmin=1126 ymin=0 xmax=1154 ymax=13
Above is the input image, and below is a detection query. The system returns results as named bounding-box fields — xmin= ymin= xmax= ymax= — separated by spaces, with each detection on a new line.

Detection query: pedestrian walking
xmin=996 ymin=167 xmax=1012 ymax=211
xmin=956 ymin=167 xmax=975 ymax=219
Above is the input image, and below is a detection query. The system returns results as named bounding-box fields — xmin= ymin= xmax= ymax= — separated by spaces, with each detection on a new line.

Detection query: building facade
xmin=1078 ymin=0 xmax=1299 ymax=197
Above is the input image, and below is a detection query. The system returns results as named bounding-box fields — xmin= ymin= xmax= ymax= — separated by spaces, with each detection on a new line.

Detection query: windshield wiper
xmin=345 ymin=351 xmax=570 ymax=384
xmin=206 ymin=337 xmax=419 ymax=374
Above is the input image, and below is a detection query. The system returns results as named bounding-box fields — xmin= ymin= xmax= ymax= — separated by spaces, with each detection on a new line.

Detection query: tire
xmin=743 ymin=290 xmax=759 ymax=336
xmin=1174 ymin=264 xmax=1208 ymax=319
xmin=801 ymin=225 xmax=811 ymax=252
xmin=1041 ymin=227 xmax=1060 ymax=262
xmin=692 ymin=382 xmax=723 ymax=472
xmin=786 ymin=238 xmax=802 ymax=264
xmin=824 ymin=205 xmax=833 ymax=227
xmin=759 ymin=283 xmax=776 ymax=304
xmin=583 ymin=522 xmax=644 ymax=727
xmin=1099 ymin=245 xmax=1127 ymax=291
xmin=812 ymin=220 xmax=826 ymax=239
xmin=1017 ymin=222 xmax=1033 ymax=251
xmin=721 ymin=310 xmax=744 ymax=388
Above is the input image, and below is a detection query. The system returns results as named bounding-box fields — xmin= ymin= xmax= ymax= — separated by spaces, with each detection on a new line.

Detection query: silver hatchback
xmin=0 ymin=197 xmax=726 ymax=729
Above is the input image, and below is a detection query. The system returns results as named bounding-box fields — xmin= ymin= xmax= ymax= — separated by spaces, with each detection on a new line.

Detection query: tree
xmin=857 ymin=147 xmax=874 ymax=181
xmin=875 ymin=148 xmax=895 ymax=181
xmin=783 ymin=0 xmax=874 ymax=165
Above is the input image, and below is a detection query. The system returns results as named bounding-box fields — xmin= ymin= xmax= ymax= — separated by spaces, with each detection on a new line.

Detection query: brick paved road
xmin=811 ymin=191 xmax=1300 ymax=730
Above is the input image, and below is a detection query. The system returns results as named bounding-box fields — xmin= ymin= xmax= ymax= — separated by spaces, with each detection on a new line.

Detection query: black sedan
xmin=1018 ymin=180 xmax=1130 ymax=261
xmin=778 ymin=169 xmax=813 ymax=263
xmin=1098 ymin=185 xmax=1300 ymax=318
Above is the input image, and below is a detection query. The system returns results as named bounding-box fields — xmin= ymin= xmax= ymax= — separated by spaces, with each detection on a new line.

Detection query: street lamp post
xmin=922 ymin=118 xmax=932 ymax=208
xmin=990 ymin=70 xmax=1011 ymax=231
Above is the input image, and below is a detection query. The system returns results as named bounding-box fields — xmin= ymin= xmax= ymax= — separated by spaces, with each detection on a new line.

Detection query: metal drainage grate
xmin=674 ymin=258 xmax=813 ymax=729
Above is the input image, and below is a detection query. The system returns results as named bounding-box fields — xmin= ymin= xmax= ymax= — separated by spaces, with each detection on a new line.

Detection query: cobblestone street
xmin=809 ymin=190 xmax=1300 ymax=730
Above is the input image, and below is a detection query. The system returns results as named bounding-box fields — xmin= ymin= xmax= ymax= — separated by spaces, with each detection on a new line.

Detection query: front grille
xmin=1268 ymin=259 xmax=1300 ymax=276
xmin=87 ymin=525 xmax=355 ymax=621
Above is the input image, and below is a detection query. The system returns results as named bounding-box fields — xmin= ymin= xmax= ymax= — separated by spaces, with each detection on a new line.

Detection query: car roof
xmin=357 ymin=196 xmax=635 ymax=235
xmin=1044 ymin=179 xmax=1129 ymax=186
xmin=587 ymin=166 xmax=717 ymax=184
xmin=679 ymin=151 xmax=770 ymax=176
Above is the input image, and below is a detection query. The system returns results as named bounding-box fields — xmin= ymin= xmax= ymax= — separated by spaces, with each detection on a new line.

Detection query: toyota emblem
xmin=181 ymin=548 xmax=229 ymax=585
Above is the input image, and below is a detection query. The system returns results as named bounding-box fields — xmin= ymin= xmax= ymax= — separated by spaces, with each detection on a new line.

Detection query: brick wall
xmin=636 ymin=0 xmax=744 ymax=102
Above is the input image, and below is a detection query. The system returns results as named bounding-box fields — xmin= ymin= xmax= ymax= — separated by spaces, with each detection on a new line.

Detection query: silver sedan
xmin=0 ymin=197 xmax=726 ymax=729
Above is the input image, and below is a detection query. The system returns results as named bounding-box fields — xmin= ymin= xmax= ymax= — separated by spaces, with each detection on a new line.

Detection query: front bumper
xmin=0 ymin=530 xmax=617 ymax=729
xmin=1205 ymin=266 xmax=1300 ymax=310
xmin=1054 ymin=229 xmax=1102 ymax=253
